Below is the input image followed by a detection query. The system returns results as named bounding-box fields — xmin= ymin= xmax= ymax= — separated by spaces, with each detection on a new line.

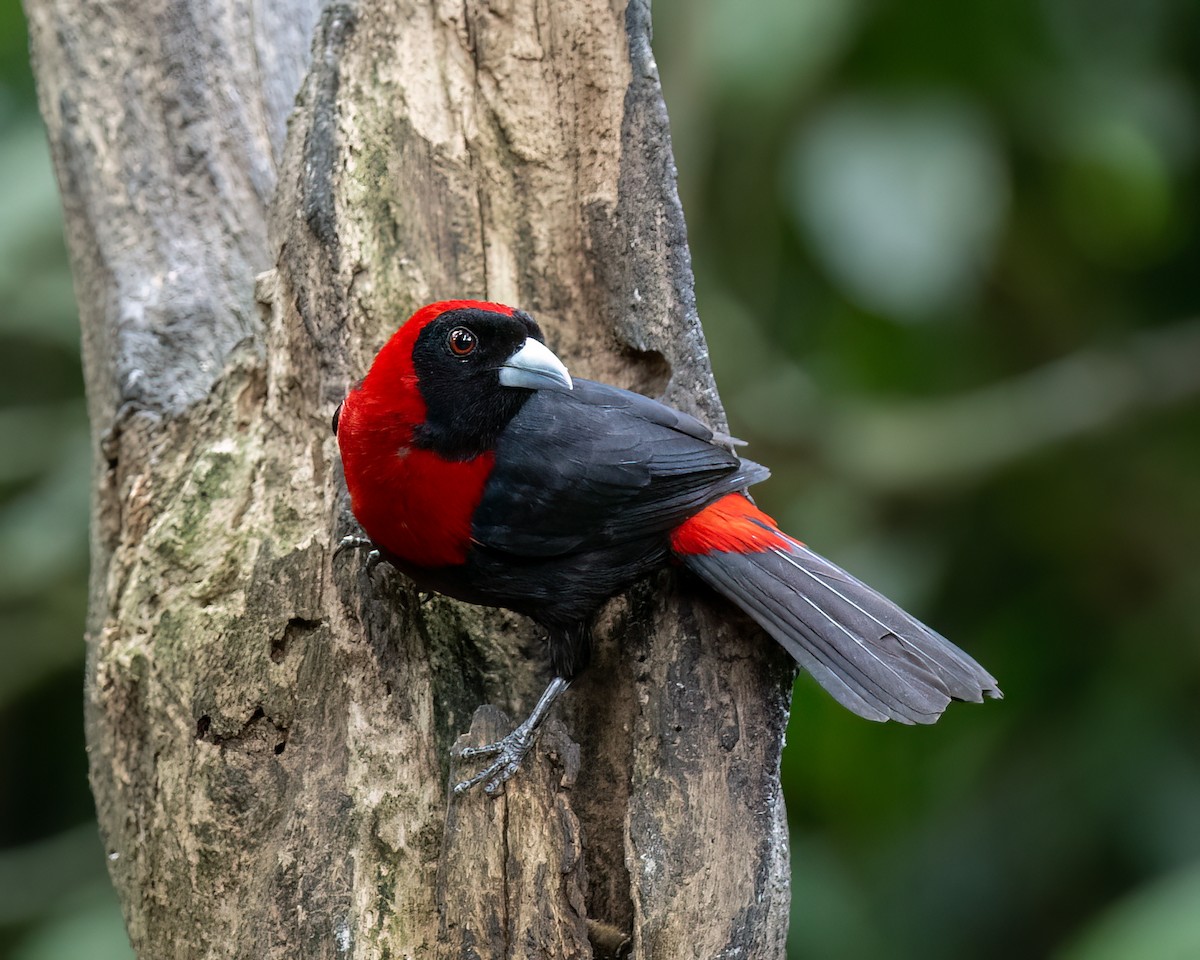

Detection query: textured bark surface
xmin=28 ymin=0 xmax=793 ymax=956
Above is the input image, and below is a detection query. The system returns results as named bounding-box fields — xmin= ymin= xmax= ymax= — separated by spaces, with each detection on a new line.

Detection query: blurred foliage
xmin=0 ymin=1 xmax=130 ymax=957
xmin=2 ymin=0 xmax=1198 ymax=957
xmin=654 ymin=0 xmax=1200 ymax=957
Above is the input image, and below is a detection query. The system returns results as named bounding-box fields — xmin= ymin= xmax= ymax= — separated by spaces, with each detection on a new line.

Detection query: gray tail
xmin=681 ymin=540 xmax=1002 ymax=723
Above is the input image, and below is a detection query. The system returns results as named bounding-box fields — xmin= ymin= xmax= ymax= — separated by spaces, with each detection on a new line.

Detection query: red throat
xmin=336 ymin=301 xmax=514 ymax=567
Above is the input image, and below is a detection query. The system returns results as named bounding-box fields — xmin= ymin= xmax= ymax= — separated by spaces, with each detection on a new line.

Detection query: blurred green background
xmin=2 ymin=0 xmax=1198 ymax=957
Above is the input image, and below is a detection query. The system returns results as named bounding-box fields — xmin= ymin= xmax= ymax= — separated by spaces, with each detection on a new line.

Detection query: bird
xmin=333 ymin=299 xmax=1001 ymax=795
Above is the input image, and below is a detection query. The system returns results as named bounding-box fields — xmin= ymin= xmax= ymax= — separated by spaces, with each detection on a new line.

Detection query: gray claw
xmin=333 ymin=534 xmax=371 ymax=559
xmin=452 ymin=728 xmax=534 ymax=797
xmin=333 ymin=535 xmax=383 ymax=575
xmin=450 ymin=677 xmax=570 ymax=798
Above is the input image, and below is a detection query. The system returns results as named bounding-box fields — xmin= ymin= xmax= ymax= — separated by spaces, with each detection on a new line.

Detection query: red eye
xmin=448 ymin=327 xmax=476 ymax=356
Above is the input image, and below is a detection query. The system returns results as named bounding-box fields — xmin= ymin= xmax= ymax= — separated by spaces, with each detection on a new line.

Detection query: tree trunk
xmin=27 ymin=0 xmax=793 ymax=956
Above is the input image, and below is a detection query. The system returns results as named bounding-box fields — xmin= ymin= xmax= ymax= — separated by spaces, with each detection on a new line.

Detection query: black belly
xmin=395 ymin=536 xmax=668 ymax=628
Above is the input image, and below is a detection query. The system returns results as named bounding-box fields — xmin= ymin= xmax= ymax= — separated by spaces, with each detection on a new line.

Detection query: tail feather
xmin=771 ymin=546 xmax=1000 ymax=705
xmin=673 ymin=496 xmax=1001 ymax=723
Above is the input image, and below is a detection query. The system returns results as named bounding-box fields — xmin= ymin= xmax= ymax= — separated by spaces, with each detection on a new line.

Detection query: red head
xmin=333 ymin=300 xmax=572 ymax=566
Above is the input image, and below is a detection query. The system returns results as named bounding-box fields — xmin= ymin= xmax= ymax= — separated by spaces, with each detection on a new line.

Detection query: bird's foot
xmin=333 ymin=534 xmax=372 ymax=559
xmin=333 ymin=535 xmax=383 ymax=575
xmin=452 ymin=725 xmax=536 ymax=797
xmin=450 ymin=677 xmax=570 ymax=798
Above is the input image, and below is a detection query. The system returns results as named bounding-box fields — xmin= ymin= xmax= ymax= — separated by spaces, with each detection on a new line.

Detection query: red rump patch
xmin=670 ymin=493 xmax=796 ymax=556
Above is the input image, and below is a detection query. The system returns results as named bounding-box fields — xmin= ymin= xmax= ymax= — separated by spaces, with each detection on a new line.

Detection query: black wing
xmin=471 ymin=379 xmax=768 ymax=557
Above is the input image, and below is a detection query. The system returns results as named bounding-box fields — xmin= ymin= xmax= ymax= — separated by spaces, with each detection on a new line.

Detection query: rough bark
xmin=27 ymin=0 xmax=793 ymax=957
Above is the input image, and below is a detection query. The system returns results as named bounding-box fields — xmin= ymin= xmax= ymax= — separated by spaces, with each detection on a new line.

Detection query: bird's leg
xmin=452 ymin=675 xmax=571 ymax=797
xmin=332 ymin=534 xmax=383 ymax=575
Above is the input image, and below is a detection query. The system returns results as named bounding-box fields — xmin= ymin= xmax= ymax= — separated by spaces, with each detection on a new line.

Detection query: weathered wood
xmin=437 ymin=710 xmax=590 ymax=958
xmin=27 ymin=0 xmax=793 ymax=956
